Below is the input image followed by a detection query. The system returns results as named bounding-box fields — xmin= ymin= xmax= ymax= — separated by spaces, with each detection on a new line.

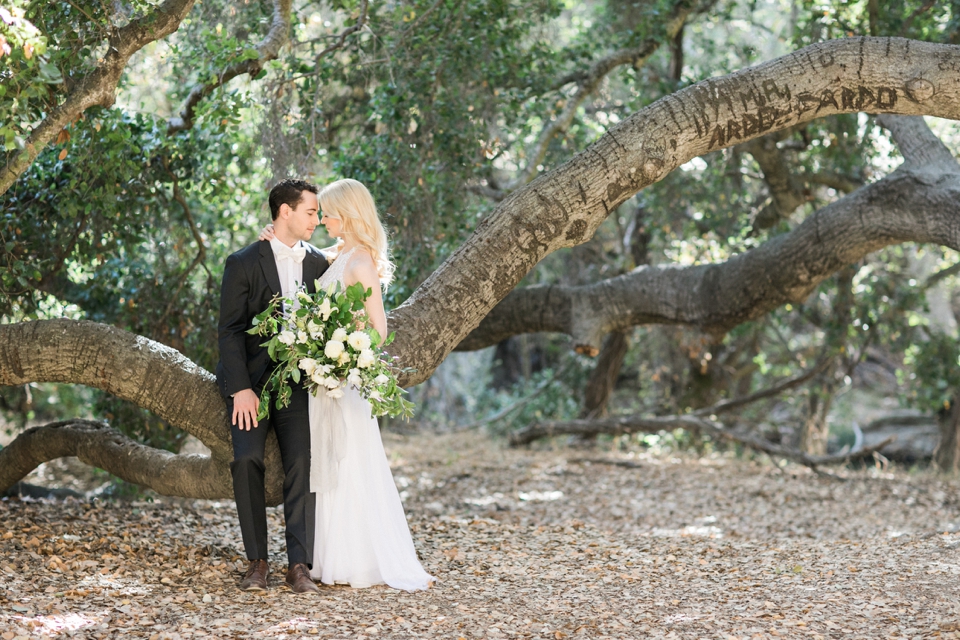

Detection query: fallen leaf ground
xmin=3 ymin=430 xmax=960 ymax=639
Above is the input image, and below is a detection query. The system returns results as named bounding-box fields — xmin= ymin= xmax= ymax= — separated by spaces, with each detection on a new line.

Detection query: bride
xmin=262 ymin=178 xmax=434 ymax=592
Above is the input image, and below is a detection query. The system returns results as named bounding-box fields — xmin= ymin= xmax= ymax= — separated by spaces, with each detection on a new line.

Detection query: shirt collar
xmin=270 ymin=237 xmax=302 ymax=254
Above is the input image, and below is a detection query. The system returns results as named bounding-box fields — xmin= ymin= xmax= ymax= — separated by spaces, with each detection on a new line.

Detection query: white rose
xmin=317 ymin=298 xmax=333 ymax=321
xmin=332 ymin=328 xmax=348 ymax=342
xmin=277 ymin=331 xmax=296 ymax=346
xmin=297 ymin=330 xmax=308 ymax=344
xmin=357 ymin=349 xmax=376 ymax=369
xmin=324 ymin=376 xmax=340 ymax=389
xmin=320 ymin=364 xmax=334 ymax=375
xmin=311 ymin=370 xmax=326 ymax=385
xmin=326 ymin=387 xmax=344 ymax=399
xmin=347 ymin=331 xmax=371 ymax=351
xmin=306 ymin=320 xmax=323 ymax=340
xmin=374 ymin=373 xmax=390 ymax=385
xmin=324 ymin=340 xmax=344 ymax=359
xmin=338 ymin=351 xmax=351 ymax=366
xmin=347 ymin=368 xmax=362 ymax=387
xmin=299 ymin=358 xmax=318 ymax=375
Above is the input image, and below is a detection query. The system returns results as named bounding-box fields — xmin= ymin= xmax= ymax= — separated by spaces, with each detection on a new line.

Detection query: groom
xmin=216 ymin=179 xmax=328 ymax=593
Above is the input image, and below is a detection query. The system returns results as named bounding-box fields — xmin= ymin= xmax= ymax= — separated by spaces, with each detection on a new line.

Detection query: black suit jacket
xmin=216 ymin=240 xmax=329 ymax=400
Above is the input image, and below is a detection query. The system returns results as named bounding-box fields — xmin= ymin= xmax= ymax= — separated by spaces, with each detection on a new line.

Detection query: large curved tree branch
xmin=0 ymin=419 xmax=229 ymax=499
xmin=388 ymin=38 xmax=960 ymax=385
xmin=167 ymin=0 xmax=292 ymax=133
xmin=457 ymin=116 xmax=960 ymax=353
xmin=0 ymin=320 xmax=287 ymax=502
xmin=0 ymin=0 xmax=197 ymax=196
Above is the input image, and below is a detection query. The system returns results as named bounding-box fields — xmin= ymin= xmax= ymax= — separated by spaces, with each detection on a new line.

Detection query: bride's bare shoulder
xmin=344 ymin=248 xmax=379 ymax=282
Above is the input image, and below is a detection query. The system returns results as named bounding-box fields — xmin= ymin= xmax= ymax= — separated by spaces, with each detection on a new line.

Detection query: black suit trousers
xmin=228 ymin=385 xmax=314 ymax=567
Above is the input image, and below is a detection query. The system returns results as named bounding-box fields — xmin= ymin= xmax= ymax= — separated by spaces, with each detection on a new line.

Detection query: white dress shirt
xmin=270 ymin=238 xmax=305 ymax=314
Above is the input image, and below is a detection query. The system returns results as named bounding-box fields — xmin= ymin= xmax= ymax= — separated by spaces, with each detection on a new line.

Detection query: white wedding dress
xmin=307 ymin=248 xmax=434 ymax=591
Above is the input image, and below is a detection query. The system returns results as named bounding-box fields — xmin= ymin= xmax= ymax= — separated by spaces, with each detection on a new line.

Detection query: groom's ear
xmin=277 ymin=203 xmax=292 ymax=219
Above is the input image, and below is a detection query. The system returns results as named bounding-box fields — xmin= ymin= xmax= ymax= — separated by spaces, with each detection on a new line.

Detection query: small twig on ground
xmin=459 ymin=362 xmax=573 ymax=431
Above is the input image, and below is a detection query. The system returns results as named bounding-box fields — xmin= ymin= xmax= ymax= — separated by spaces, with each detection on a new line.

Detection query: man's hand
xmin=233 ymin=389 xmax=260 ymax=431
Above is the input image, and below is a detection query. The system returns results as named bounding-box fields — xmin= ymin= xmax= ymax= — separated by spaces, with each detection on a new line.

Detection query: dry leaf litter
xmin=2 ymin=429 xmax=960 ymax=639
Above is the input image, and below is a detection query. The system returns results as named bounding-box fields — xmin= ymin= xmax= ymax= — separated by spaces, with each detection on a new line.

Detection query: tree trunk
xmin=798 ymin=264 xmax=856 ymax=455
xmin=934 ymin=399 xmax=960 ymax=474
xmin=580 ymin=330 xmax=631 ymax=419
xmin=799 ymin=393 xmax=834 ymax=456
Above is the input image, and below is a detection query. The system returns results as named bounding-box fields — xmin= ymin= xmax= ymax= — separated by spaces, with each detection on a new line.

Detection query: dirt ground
xmin=3 ymin=429 xmax=960 ymax=639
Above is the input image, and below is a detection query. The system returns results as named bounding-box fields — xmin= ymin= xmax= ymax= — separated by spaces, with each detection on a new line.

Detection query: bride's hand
xmin=258 ymin=224 xmax=276 ymax=241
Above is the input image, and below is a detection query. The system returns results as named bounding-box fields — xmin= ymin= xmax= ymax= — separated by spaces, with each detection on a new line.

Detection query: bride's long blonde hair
xmin=319 ymin=178 xmax=394 ymax=287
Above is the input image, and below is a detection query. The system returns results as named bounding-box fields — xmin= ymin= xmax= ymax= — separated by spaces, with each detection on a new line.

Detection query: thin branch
xmin=35 ymin=210 xmax=89 ymax=289
xmin=156 ymin=157 xmax=209 ymax=329
xmin=313 ymin=0 xmax=369 ymax=63
xmin=691 ymin=358 xmax=832 ymax=417
xmin=467 ymin=182 xmax=507 ymax=201
xmin=392 ymin=0 xmax=446 ymax=50
xmin=877 ymin=114 xmax=957 ymax=168
xmin=924 ymin=260 xmax=960 ymax=289
xmin=806 ymin=170 xmax=863 ymax=194
xmin=275 ymin=1 xmax=371 ymax=89
xmin=1 ymin=0 xmax=197 ymax=196
xmin=900 ymin=0 xmax=937 ymax=37
xmin=167 ymin=0 xmax=293 ymax=134
xmin=491 ymin=0 xmax=695 ymax=196
xmin=510 ymin=413 xmax=897 ymax=474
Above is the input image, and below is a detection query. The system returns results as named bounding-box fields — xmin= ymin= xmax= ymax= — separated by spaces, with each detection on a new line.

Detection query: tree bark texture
xmin=0 ymin=320 xmax=290 ymax=502
xmin=6 ymin=40 xmax=960 ymax=495
xmin=0 ymin=419 xmax=228 ymax=499
xmin=390 ymin=38 xmax=960 ymax=385
xmin=456 ymin=113 xmax=960 ymax=354
xmin=580 ymin=330 xmax=630 ymax=418
xmin=0 ymin=0 xmax=197 ymax=196
xmin=934 ymin=399 xmax=960 ymax=474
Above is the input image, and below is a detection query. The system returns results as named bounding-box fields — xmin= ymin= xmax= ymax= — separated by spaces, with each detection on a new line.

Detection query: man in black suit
xmin=216 ymin=179 xmax=328 ymax=593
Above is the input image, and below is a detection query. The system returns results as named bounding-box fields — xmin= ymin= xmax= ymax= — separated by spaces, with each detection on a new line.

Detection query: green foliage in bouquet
xmin=247 ymin=280 xmax=415 ymax=421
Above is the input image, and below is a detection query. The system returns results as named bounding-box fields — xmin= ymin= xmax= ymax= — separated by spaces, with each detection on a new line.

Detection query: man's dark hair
xmin=269 ymin=179 xmax=319 ymax=221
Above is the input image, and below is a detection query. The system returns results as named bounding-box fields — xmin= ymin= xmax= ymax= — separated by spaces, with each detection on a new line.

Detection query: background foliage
xmin=2 ymin=0 xmax=960 ymax=461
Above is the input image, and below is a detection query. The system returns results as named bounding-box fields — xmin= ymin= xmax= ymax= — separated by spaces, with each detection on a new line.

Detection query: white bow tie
xmin=275 ymin=243 xmax=306 ymax=264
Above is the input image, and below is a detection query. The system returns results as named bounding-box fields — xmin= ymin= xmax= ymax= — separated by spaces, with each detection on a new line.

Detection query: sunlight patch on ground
xmin=8 ymin=611 xmax=100 ymax=636
xmin=651 ymin=524 xmax=724 ymax=538
xmin=518 ymin=490 xmax=563 ymax=502
xmin=463 ymin=493 xmax=503 ymax=507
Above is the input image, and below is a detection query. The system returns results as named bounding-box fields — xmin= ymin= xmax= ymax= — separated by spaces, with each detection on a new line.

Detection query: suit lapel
xmin=303 ymin=246 xmax=328 ymax=294
xmin=258 ymin=241 xmax=282 ymax=296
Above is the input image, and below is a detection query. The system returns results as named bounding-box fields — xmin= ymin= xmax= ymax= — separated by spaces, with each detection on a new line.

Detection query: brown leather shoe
xmin=284 ymin=563 xmax=319 ymax=593
xmin=239 ymin=559 xmax=269 ymax=591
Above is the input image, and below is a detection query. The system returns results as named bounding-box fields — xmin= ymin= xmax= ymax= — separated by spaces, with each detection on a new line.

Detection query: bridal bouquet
xmin=247 ymin=281 xmax=415 ymax=421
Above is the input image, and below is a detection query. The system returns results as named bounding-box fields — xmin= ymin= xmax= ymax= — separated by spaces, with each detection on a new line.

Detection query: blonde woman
xmin=260 ymin=179 xmax=433 ymax=592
